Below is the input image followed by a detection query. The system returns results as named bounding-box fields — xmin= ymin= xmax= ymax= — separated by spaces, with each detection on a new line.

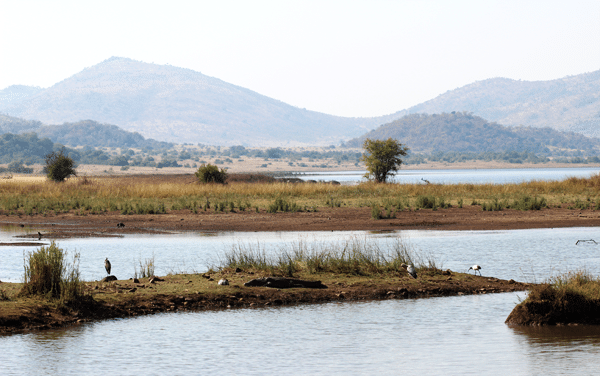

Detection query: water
xmin=3 ymin=292 xmax=600 ymax=375
xmin=2 ymin=227 xmax=600 ymax=283
xmin=290 ymin=167 xmax=600 ymax=184
xmin=3 ymin=168 xmax=600 ymax=374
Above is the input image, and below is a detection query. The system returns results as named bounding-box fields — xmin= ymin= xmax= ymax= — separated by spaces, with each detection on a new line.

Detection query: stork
xmin=468 ymin=265 xmax=482 ymax=276
xmin=401 ymin=263 xmax=417 ymax=279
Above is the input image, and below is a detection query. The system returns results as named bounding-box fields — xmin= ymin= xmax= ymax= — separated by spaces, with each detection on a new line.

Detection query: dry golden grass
xmin=2 ymin=173 xmax=600 ymax=215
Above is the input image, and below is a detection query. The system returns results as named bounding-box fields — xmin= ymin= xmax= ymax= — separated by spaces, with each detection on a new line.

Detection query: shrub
xmin=195 ymin=163 xmax=228 ymax=184
xmin=415 ymin=195 xmax=436 ymax=209
xmin=267 ymin=197 xmax=299 ymax=213
xmin=371 ymin=204 xmax=382 ymax=219
xmin=20 ymin=241 xmax=84 ymax=302
xmin=510 ymin=195 xmax=547 ymax=210
xmin=44 ymin=148 xmax=77 ymax=182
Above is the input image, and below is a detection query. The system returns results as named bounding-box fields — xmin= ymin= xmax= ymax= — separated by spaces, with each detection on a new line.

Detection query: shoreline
xmin=2 ymin=206 xmax=600 ymax=237
xmin=0 ymin=271 xmax=529 ymax=335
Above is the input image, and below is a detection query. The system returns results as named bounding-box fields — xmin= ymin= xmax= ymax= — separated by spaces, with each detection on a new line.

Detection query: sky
xmin=1 ymin=0 xmax=599 ymax=118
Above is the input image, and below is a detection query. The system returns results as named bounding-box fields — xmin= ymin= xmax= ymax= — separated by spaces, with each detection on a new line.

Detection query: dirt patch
xmin=2 ymin=206 xmax=600 ymax=238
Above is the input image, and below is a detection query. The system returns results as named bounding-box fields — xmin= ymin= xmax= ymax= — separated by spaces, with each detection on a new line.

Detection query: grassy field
xmin=2 ymin=173 xmax=600 ymax=216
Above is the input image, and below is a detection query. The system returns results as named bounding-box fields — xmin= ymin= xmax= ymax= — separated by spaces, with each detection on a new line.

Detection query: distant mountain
xmin=2 ymin=57 xmax=397 ymax=146
xmin=0 ymin=85 xmax=45 ymax=111
xmin=36 ymin=120 xmax=173 ymax=149
xmin=346 ymin=112 xmax=600 ymax=154
xmin=0 ymin=114 xmax=171 ymax=149
xmin=403 ymin=71 xmax=600 ymax=137
xmin=0 ymin=114 xmax=43 ymax=134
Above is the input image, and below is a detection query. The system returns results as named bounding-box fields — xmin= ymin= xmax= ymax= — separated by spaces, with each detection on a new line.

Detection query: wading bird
xmin=37 ymin=231 xmax=42 ymax=240
xmin=468 ymin=265 xmax=482 ymax=276
xmin=421 ymin=178 xmax=431 ymax=184
xmin=105 ymin=258 xmax=112 ymax=275
xmin=401 ymin=263 xmax=417 ymax=279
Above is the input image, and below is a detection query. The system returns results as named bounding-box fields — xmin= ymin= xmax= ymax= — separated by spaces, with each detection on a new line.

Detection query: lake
xmin=288 ymin=166 xmax=600 ymax=184
xmin=2 ymin=227 xmax=600 ymax=374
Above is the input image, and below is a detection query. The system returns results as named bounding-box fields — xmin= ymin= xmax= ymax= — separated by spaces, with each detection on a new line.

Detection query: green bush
xmin=415 ymin=195 xmax=437 ymax=209
xmin=267 ymin=197 xmax=299 ymax=213
xmin=195 ymin=163 xmax=228 ymax=184
xmin=44 ymin=148 xmax=77 ymax=182
xmin=510 ymin=195 xmax=547 ymax=210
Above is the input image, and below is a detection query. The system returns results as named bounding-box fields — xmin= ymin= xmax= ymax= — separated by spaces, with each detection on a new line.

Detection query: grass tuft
xmin=19 ymin=241 xmax=85 ymax=303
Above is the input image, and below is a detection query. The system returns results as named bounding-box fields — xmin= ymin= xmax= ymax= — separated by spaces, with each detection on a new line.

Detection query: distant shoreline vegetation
xmin=1 ymin=131 xmax=600 ymax=174
xmin=2 ymin=111 xmax=600 ymax=171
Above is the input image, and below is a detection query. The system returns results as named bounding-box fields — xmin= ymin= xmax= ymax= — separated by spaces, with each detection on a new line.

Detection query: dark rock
xmin=101 ymin=275 xmax=117 ymax=282
xmin=244 ymin=277 xmax=327 ymax=289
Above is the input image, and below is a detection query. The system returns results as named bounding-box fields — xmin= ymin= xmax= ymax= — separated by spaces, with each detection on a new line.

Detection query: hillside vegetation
xmin=36 ymin=120 xmax=173 ymax=149
xmin=347 ymin=112 xmax=600 ymax=155
xmin=0 ymin=115 xmax=172 ymax=149
xmin=405 ymin=71 xmax=600 ymax=137
xmin=1 ymin=57 xmax=396 ymax=146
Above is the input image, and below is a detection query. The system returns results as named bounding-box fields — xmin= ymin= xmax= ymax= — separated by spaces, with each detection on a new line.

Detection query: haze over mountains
xmin=347 ymin=112 xmax=600 ymax=155
xmin=404 ymin=71 xmax=600 ymax=137
xmin=0 ymin=57 xmax=397 ymax=146
xmin=1 ymin=57 xmax=599 ymax=146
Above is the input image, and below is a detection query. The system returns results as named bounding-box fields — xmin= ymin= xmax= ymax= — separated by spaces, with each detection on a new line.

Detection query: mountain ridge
xmin=3 ymin=57 xmax=398 ymax=146
xmin=405 ymin=70 xmax=600 ymax=137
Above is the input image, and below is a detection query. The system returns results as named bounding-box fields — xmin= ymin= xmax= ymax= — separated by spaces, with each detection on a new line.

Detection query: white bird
xmin=218 ymin=279 xmax=229 ymax=285
xmin=468 ymin=265 xmax=482 ymax=276
xmin=401 ymin=263 xmax=417 ymax=279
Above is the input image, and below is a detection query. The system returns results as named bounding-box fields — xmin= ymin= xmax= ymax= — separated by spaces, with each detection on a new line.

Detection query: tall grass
xmin=134 ymin=254 xmax=156 ymax=278
xmin=20 ymin=241 xmax=85 ymax=303
xmin=2 ymin=174 xmax=600 ymax=215
xmin=219 ymin=237 xmax=439 ymax=276
xmin=517 ymin=270 xmax=600 ymax=324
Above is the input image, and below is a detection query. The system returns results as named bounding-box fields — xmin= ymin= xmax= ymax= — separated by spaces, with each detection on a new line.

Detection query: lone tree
xmin=361 ymin=138 xmax=409 ymax=183
xmin=195 ymin=163 xmax=228 ymax=184
xmin=44 ymin=148 xmax=77 ymax=182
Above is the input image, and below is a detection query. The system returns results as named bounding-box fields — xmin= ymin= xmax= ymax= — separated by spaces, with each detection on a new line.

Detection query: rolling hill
xmin=403 ymin=71 xmax=600 ymax=137
xmin=0 ymin=115 xmax=171 ymax=149
xmin=346 ymin=112 xmax=600 ymax=154
xmin=1 ymin=57 xmax=398 ymax=146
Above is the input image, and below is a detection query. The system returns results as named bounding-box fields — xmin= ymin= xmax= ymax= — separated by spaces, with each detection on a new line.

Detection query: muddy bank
xmin=1 ymin=271 xmax=528 ymax=334
xmin=505 ymin=287 xmax=600 ymax=326
xmin=2 ymin=206 xmax=600 ymax=238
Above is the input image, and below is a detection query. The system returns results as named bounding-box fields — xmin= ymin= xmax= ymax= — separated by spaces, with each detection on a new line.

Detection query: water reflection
xmin=5 ymin=292 xmax=600 ymax=375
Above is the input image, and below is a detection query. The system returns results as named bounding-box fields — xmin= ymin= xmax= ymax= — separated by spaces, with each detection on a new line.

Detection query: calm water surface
xmin=3 ymin=292 xmax=600 ymax=375
xmin=2 ymin=227 xmax=600 ymax=283
xmin=291 ymin=167 xmax=600 ymax=184
xmin=3 ymin=210 xmax=600 ymax=373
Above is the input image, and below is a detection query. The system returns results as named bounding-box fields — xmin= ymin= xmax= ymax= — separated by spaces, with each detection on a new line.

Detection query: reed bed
xmin=218 ymin=237 xmax=439 ymax=277
xmin=20 ymin=241 xmax=85 ymax=304
xmin=2 ymin=174 xmax=600 ymax=215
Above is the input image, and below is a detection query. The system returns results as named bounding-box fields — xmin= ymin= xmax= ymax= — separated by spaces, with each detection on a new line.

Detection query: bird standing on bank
xmin=105 ymin=258 xmax=112 ymax=275
xmin=401 ymin=263 xmax=418 ymax=279
xmin=468 ymin=265 xmax=482 ymax=276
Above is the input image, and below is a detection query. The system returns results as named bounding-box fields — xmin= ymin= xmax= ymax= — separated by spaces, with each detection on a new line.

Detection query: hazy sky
xmin=1 ymin=0 xmax=599 ymax=117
